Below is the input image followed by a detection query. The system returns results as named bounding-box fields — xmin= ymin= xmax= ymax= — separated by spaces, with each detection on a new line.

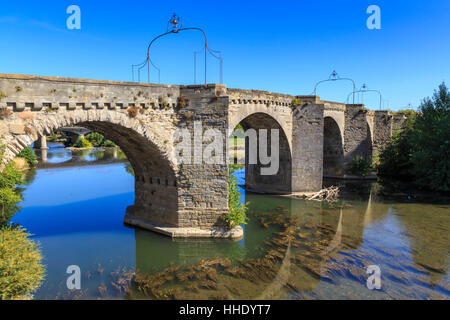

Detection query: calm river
xmin=11 ymin=144 xmax=450 ymax=300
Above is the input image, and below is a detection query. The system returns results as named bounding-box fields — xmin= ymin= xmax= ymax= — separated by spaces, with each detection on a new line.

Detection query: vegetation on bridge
xmin=224 ymin=166 xmax=249 ymax=229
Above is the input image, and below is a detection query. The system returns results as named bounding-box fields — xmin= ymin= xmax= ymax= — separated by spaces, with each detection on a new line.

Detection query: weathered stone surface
xmin=0 ymin=123 xmax=8 ymax=135
xmin=125 ymin=206 xmax=243 ymax=239
xmin=9 ymin=124 xmax=25 ymax=135
xmin=0 ymin=73 xmax=401 ymax=238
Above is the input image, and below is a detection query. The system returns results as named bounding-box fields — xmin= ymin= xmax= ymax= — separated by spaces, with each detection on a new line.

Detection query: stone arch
xmin=232 ymin=112 xmax=292 ymax=194
xmin=2 ymin=109 xmax=180 ymax=227
xmin=323 ymin=116 xmax=344 ymax=175
xmin=229 ymin=105 xmax=292 ymax=152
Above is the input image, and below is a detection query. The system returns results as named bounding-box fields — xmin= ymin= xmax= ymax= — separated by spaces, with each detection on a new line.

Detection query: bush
xmin=0 ymin=226 xmax=45 ymax=300
xmin=223 ymin=173 xmax=249 ymax=229
xmin=0 ymin=161 xmax=23 ymax=226
xmin=378 ymin=83 xmax=450 ymax=192
xmin=127 ymin=106 xmax=139 ymax=118
xmin=17 ymin=147 xmax=37 ymax=167
xmin=377 ymin=116 xmax=415 ymax=181
xmin=72 ymin=137 xmax=92 ymax=149
xmin=85 ymin=132 xmax=104 ymax=147
xmin=349 ymin=155 xmax=373 ymax=176
xmin=177 ymin=94 xmax=190 ymax=108
xmin=101 ymin=139 xmax=116 ymax=148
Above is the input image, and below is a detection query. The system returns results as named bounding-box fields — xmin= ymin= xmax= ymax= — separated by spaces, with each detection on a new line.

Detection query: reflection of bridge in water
xmin=132 ymin=185 xmax=393 ymax=298
xmin=35 ymin=146 xmax=126 ymax=168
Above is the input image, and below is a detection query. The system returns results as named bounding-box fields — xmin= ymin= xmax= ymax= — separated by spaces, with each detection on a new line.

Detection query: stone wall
xmin=291 ymin=100 xmax=324 ymax=192
xmin=343 ymin=104 xmax=372 ymax=167
xmin=0 ymin=74 xmax=230 ymax=233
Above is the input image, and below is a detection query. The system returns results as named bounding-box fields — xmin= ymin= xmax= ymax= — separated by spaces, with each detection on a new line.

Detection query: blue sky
xmin=1 ymin=0 xmax=449 ymax=110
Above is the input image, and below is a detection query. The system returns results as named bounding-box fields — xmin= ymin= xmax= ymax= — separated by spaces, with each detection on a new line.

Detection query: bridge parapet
xmin=0 ymin=74 xmax=182 ymax=114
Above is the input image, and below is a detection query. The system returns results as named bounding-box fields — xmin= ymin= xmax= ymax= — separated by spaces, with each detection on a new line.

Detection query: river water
xmin=11 ymin=144 xmax=450 ymax=300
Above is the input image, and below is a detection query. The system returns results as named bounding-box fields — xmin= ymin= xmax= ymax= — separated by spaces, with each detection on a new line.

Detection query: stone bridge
xmin=0 ymin=74 xmax=404 ymax=238
xmin=34 ymin=126 xmax=92 ymax=149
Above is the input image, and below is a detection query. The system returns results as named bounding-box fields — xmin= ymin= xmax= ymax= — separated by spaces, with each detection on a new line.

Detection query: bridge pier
xmin=38 ymin=149 xmax=48 ymax=164
xmin=34 ymin=136 xmax=48 ymax=150
xmin=291 ymin=97 xmax=324 ymax=192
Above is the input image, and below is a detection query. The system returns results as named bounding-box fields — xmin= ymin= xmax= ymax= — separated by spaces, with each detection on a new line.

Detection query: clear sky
xmin=1 ymin=0 xmax=449 ymax=110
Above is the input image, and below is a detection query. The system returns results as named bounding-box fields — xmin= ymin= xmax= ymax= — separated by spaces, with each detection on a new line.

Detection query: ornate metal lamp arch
xmin=194 ymin=46 xmax=223 ymax=84
xmin=313 ymin=71 xmax=356 ymax=104
xmin=132 ymin=58 xmax=148 ymax=83
xmin=345 ymin=84 xmax=383 ymax=110
xmin=142 ymin=14 xmax=209 ymax=85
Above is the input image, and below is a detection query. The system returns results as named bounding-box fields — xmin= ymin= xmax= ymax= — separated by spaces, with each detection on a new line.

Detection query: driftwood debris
xmin=306 ymin=186 xmax=340 ymax=202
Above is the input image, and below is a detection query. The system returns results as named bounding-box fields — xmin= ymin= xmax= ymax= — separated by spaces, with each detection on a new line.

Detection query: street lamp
xmin=313 ymin=71 xmax=356 ymax=104
xmin=131 ymin=13 xmax=209 ymax=85
xmin=345 ymin=84 xmax=383 ymax=110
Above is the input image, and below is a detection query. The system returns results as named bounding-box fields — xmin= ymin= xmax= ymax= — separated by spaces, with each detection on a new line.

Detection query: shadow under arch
xmin=323 ymin=116 xmax=344 ymax=175
xmin=231 ymin=112 xmax=292 ymax=194
xmin=3 ymin=111 xmax=179 ymax=227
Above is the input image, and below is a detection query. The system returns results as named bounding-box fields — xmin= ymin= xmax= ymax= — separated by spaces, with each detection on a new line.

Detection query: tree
xmin=0 ymin=142 xmax=45 ymax=300
xmin=410 ymin=83 xmax=450 ymax=191
xmin=85 ymin=132 xmax=104 ymax=147
xmin=378 ymin=83 xmax=450 ymax=192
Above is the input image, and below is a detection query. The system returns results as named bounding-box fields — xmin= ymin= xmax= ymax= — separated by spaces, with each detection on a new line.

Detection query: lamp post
xmin=132 ymin=14 xmax=209 ymax=85
xmin=194 ymin=46 xmax=223 ymax=84
xmin=345 ymin=84 xmax=383 ymax=110
xmin=132 ymin=58 xmax=147 ymax=82
xmin=313 ymin=71 xmax=356 ymax=104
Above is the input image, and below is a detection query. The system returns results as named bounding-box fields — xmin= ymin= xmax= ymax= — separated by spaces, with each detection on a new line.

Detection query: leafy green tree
xmin=349 ymin=155 xmax=373 ymax=176
xmin=85 ymin=132 xmax=104 ymax=147
xmin=378 ymin=112 xmax=416 ymax=181
xmin=73 ymin=136 xmax=92 ymax=149
xmin=378 ymin=83 xmax=450 ymax=192
xmin=410 ymin=83 xmax=450 ymax=191
xmin=101 ymin=139 xmax=116 ymax=147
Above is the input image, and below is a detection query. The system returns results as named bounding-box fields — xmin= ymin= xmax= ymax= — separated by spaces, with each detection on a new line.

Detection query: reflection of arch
xmin=256 ymin=244 xmax=292 ymax=299
xmin=321 ymin=210 xmax=343 ymax=256
xmin=3 ymin=110 xmax=179 ymax=227
xmin=363 ymin=190 xmax=373 ymax=225
xmin=323 ymin=117 xmax=344 ymax=175
xmin=233 ymin=112 xmax=292 ymax=194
